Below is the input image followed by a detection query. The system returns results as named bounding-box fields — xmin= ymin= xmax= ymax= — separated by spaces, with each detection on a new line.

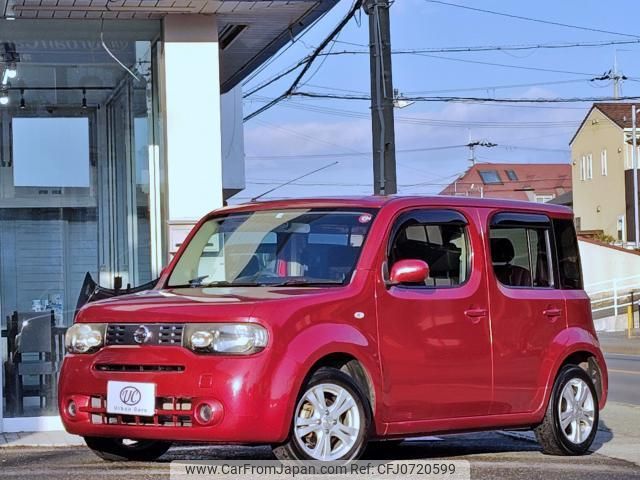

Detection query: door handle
xmin=464 ymin=308 xmax=488 ymax=323
xmin=543 ymin=308 xmax=562 ymax=318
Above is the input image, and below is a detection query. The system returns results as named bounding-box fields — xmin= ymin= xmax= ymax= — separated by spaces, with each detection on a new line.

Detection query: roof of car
xmin=215 ymin=195 xmax=573 ymax=217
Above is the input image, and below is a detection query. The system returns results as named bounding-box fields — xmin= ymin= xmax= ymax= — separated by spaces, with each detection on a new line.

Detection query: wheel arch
xmin=542 ymin=328 xmax=608 ymax=412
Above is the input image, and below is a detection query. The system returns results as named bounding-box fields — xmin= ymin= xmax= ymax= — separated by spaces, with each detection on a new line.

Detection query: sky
xmin=235 ymin=0 xmax=640 ymax=202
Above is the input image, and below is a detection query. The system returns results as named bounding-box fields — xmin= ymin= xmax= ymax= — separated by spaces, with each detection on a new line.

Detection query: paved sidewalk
xmin=598 ymin=331 xmax=640 ymax=355
xmin=0 ymin=431 xmax=84 ymax=447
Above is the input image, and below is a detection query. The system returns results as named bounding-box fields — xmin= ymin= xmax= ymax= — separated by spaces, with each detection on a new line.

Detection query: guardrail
xmin=586 ymin=274 xmax=640 ymax=333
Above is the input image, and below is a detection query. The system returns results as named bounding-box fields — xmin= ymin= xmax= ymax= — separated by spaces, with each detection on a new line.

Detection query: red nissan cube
xmin=59 ymin=196 xmax=607 ymax=462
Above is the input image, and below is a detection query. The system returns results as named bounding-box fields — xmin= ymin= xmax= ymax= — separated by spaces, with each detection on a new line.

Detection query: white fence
xmin=586 ymin=274 xmax=640 ymax=330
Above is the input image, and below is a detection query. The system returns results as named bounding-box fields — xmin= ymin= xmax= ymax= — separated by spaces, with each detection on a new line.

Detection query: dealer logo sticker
xmin=107 ymin=381 xmax=155 ymax=417
xmin=119 ymin=386 xmax=141 ymax=406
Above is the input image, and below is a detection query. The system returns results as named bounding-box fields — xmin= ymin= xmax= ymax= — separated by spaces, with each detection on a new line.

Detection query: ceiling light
xmin=6 ymin=64 xmax=17 ymax=79
xmin=0 ymin=91 xmax=9 ymax=106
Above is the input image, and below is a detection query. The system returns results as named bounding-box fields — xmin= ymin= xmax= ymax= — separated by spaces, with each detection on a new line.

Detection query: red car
xmin=59 ymin=196 xmax=607 ymax=462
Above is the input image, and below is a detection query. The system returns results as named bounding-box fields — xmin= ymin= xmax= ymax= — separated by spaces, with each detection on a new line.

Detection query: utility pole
xmin=365 ymin=0 xmax=397 ymax=195
xmin=632 ymin=105 xmax=639 ymax=247
xmin=466 ymin=140 xmax=497 ymax=165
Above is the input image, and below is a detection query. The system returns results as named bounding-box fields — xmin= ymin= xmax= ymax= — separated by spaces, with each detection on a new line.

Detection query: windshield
xmin=167 ymin=208 xmax=376 ymax=288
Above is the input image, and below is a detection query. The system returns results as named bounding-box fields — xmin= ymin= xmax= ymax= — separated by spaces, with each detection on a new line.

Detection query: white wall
xmin=580 ymin=239 xmax=640 ymax=288
xmin=162 ymin=15 xmax=223 ymax=222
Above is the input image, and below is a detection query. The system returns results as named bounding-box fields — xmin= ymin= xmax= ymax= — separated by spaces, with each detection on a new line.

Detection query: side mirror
xmin=388 ymin=259 xmax=429 ymax=286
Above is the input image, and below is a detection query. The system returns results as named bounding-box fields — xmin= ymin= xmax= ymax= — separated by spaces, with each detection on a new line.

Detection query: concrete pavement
xmin=1 ymin=430 xmax=639 ymax=480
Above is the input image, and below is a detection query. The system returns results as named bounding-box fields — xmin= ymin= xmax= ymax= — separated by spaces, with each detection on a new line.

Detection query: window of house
xmin=489 ymin=215 xmax=554 ymax=288
xmin=534 ymin=194 xmax=554 ymax=203
xmin=505 ymin=169 xmax=518 ymax=181
xmin=389 ymin=213 xmax=470 ymax=287
xmin=586 ymin=153 xmax=593 ymax=179
xmin=601 ymin=149 xmax=608 ymax=176
xmin=479 ymin=170 xmax=502 ymax=184
xmin=553 ymin=219 xmax=583 ymax=289
xmin=580 ymin=156 xmax=586 ymax=181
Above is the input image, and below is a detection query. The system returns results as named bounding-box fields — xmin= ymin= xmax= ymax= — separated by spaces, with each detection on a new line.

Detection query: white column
xmin=161 ymin=15 xmax=223 ymax=256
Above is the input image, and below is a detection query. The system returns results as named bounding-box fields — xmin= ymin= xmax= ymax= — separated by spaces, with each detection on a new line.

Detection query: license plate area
xmin=106 ymin=381 xmax=156 ymax=417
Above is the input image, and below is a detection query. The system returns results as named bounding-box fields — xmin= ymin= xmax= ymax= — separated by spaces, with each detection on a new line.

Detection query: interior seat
xmin=490 ymin=237 xmax=532 ymax=287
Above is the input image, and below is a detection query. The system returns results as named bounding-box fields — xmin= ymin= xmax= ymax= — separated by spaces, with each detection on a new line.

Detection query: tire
xmin=534 ymin=364 xmax=599 ymax=455
xmin=84 ymin=437 xmax=172 ymax=461
xmin=273 ymin=367 xmax=371 ymax=461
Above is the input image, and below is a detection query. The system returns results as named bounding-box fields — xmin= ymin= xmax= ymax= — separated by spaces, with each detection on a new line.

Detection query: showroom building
xmin=0 ymin=0 xmax=337 ymax=432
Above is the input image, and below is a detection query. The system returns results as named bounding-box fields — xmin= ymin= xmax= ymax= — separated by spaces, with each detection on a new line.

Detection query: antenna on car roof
xmin=250 ymin=161 xmax=339 ymax=202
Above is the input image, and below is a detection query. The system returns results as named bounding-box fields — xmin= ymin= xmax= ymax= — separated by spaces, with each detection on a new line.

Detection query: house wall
xmin=571 ymin=108 xmax=627 ymax=238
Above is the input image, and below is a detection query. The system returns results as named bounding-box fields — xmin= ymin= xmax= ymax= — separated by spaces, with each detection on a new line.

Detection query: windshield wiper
xmin=266 ymin=279 xmax=344 ymax=287
xmin=172 ymin=279 xmax=265 ymax=288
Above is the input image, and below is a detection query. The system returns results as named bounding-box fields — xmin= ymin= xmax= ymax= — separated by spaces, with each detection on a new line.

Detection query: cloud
xmin=238 ymin=91 xmax=585 ymax=200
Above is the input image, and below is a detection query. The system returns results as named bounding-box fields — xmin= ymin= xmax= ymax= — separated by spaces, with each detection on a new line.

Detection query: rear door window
xmin=489 ymin=213 xmax=554 ymax=289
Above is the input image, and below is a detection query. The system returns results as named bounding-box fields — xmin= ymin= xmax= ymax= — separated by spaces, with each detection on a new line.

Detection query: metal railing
xmin=586 ymin=274 xmax=640 ymax=334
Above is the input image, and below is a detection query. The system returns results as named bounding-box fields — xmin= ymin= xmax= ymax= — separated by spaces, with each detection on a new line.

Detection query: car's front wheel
xmin=273 ymin=367 xmax=371 ymax=461
xmin=84 ymin=437 xmax=172 ymax=461
xmin=535 ymin=364 xmax=599 ymax=455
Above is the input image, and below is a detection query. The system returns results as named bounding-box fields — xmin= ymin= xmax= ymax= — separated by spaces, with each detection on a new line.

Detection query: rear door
xmin=483 ymin=210 xmax=567 ymax=414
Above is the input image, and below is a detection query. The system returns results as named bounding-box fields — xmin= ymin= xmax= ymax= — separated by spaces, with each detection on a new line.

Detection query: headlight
xmin=65 ymin=323 xmax=106 ymax=354
xmin=183 ymin=323 xmax=268 ymax=355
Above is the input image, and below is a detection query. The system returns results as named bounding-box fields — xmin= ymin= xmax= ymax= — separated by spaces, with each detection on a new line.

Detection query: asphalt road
xmin=1 ymin=432 xmax=639 ymax=480
xmin=1 ymin=354 xmax=636 ymax=479
xmin=605 ymin=353 xmax=640 ymax=405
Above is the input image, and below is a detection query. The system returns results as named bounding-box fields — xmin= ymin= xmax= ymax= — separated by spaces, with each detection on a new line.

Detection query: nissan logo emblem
xmin=133 ymin=325 xmax=151 ymax=344
xmin=119 ymin=386 xmax=141 ymax=406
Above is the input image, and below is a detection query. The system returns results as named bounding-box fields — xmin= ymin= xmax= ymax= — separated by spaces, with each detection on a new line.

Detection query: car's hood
xmin=77 ymin=286 xmax=343 ymax=324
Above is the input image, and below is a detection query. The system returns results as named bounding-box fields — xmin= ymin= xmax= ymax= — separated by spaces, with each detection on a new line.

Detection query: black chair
xmin=5 ymin=311 xmax=58 ymax=415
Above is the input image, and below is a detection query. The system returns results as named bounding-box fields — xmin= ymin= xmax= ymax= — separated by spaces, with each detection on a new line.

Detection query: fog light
xmin=194 ymin=400 xmax=224 ymax=426
xmin=198 ymin=403 xmax=213 ymax=423
xmin=68 ymin=400 xmax=77 ymax=417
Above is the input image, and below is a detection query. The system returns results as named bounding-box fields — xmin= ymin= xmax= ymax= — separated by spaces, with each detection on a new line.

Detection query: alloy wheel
xmin=293 ymin=383 xmax=361 ymax=461
xmin=558 ymin=378 xmax=595 ymax=444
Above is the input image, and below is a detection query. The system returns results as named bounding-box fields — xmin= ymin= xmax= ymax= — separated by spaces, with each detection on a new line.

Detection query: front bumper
xmin=58 ymin=346 xmax=288 ymax=443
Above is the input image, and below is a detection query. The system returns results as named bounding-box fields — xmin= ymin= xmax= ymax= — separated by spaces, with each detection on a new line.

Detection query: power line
xmin=243 ymin=0 xmax=364 ymax=123
xmin=402 ymin=78 xmax=592 ymax=95
xmin=333 ymin=37 xmax=640 ymax=53
xmin=423 ymin=0 xmax=640 ymax=39
xmin=246 ymin=145 xmax=467 ymax=161
xmin=290 ymin=91 xmax=640 ymax=103
xmin=402 ymin=52 xmax=600 ymax=77
xmin=245 ymin=175 xmax=572 ymax=188
xmin=245 ymin=144 xmax=569 ymax=161
xmin=248 ymin=95 xmax=585 ymax=126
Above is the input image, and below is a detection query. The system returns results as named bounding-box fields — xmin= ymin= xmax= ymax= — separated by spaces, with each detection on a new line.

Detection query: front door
xmin=377 ymin=208 xmax=493 ymax=422
xmin=482 ymin=210 xmax=567 ymax=415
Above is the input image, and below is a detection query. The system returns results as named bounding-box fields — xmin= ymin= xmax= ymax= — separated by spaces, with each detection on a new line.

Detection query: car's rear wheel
xmin=272 ymin=367 xmax=371 ymax=461
xmin=535 ymin=364 xmax=599 ymax=455
xmin=84 ymin=437 xmax=172 ymax=461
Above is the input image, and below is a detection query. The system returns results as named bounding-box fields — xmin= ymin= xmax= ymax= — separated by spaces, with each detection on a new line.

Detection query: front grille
xmin=158 ymin=325 xmax=184 ymax=344
xmin=94 ymin=364 xmax=185 ymax=373
xmin=85 ymin=395 xmax=193 ymax=427
xmin=105 ymin=324 xmax=184 ymax=346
